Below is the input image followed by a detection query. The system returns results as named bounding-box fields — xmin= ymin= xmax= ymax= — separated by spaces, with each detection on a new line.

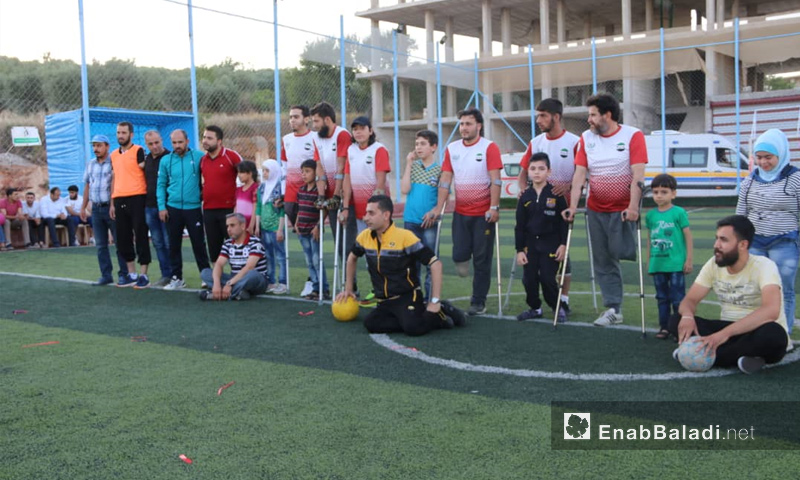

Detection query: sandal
xmin=655 ymin=329 xmax=670 ymax=340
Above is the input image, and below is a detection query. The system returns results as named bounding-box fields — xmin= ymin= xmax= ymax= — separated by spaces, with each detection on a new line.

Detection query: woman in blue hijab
xmin=736 ymin=128 xmax=800 ymax=334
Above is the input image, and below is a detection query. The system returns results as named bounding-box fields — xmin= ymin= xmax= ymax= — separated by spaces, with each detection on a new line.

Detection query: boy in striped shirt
xmin=296 ymin=160 xmax=329 ymax=301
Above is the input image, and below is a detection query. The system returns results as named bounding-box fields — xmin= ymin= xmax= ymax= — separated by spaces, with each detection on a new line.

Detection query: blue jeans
xmin=90 ymin=204 xmax=128 ymax=280
xmin=652 ymin=272 xmax=686 ymax=330
xmin=298 ymin=233 xmax=328 ymax=294
xmin=751 ymin=234 xmax=799 ymax=333
xmin=260 ymin=230 xmax=287 ymax=284
xmin=145 ymin=207 xmax=172 ymax=279
xmin=404 ymin=221 xmax=438 ymax=300
xmin=200 ymin=268 xmax=267 ymax=299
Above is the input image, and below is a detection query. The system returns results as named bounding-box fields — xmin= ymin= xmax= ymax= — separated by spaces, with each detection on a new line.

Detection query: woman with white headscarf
xmin=255 ymin=159 xmax=288 ymax=294
xmin=736 ymin=128 xmax=800 ymax=334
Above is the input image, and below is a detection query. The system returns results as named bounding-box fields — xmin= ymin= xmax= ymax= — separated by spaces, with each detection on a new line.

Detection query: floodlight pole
xmin=274 ymin=0 xmax=281 ymax=162
xmin=660 ymin=28 xmax=667 ymax=172
xmin=340 ymin=15 xmax=347 ymax=129
xmin=78 ymin=0 xmax=91 ymax=162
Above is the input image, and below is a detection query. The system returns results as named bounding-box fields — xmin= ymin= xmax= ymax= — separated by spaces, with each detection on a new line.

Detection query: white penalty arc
xmin=370 ymin=334 xmax=800 ymax=381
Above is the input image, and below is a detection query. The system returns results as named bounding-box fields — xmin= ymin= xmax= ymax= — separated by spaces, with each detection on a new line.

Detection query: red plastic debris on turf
xmin=217 ymin=381 xmax=235 ymax=396
xmin=178 ymin=454 xmax=193 ymax=464
xmin=12 ymin=310 xmax=28 ymax=314
xmin=22 ymin=341 xmax=60 ymax=348
xmin=131 ymin=336 xmax=148 ymax=342
xmin=298 ymin=310 xmax=314 ymax=316
xmin=391 ymin=346 xmax=419 ymax=352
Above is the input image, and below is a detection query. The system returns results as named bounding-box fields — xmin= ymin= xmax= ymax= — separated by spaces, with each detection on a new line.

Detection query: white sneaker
xmin=300 ymin=280 xmax=313 ymax=297
xmin=271 ymin=283 xmax=288 ymax=295
xmin=593 ymin=308 xmax=623 ymax=326
xmin=164 ymin=276 xmax=186 ymax=291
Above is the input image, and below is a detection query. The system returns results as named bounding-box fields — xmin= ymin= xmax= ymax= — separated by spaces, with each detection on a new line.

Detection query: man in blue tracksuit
xmin=157 ymin=129 xmax=210 ymax=290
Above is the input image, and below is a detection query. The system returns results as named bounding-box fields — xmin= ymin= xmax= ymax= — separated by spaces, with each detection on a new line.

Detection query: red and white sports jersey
xmin=520 ymin=130 xmax=579 ymax=189
xmin=281 ymin=131 xmax=317 ymax=203
xmin=345 ymin=142 xmax=391 ymax=218
xmin=442 ymin=138 xmax=502 ymax=216
xmin=574 ymin=125 xmax=648 ymax=213
xmin=314 ymin=126 xmax=352 ymax=198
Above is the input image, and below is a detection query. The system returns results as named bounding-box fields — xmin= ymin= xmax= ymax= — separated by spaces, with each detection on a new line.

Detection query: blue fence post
xmin=78 ymin=0 xmax=91 ymax=163
xmin=273 ymin=0 xmax=281 ymax=162
xmin=473 ymin=53 xmax=479 ymax=110
xmin=340 ymin=15 xmax=347 ymax=128
xmin=528 ymin=45 xmax=535 ymax=140
xmin=591 ymin=37 xmax=597 ymax=94
xmin=392 ymin=30 xmax=401 ymax=202
xmin=436 ymin=42 xmax=443 ymax=165
xmin=734 ymin=17 xmax=742 ymax=193
xmin=188 ymin=0 xmax=200 ymax=149
xmin=660 ymin=27 xmax=667 ymax=172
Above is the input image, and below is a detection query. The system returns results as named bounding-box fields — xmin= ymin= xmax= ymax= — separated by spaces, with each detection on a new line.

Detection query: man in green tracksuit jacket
xmin=157 ymin=129 xmax=210 ymax=290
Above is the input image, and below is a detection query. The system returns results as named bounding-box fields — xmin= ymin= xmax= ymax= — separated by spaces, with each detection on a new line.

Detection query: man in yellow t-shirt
xmin=671 ymin=215 xmax=789 ymax=374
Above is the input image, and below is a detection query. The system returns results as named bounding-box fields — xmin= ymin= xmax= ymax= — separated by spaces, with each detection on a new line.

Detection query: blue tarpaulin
xmin=44 ymin=107 xmax=195 ymax=194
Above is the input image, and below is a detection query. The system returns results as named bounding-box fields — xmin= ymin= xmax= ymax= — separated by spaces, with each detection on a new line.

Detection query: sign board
xmin=11 ymin=126 xmax=42 ymax=147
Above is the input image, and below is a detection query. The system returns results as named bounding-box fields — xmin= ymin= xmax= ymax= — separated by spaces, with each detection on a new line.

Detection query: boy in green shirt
xmin=255 ymin=160 xmax=287 ymax=294
xmin=646 ymin=174 xmax=693 ymax=339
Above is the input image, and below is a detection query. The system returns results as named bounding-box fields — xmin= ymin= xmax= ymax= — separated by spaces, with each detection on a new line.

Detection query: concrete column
xmin=556 ymin=0 xmax=565 ymax=44
xmin=445 ymin=17 xmax=456 ymax=117
xmin=501 ymin=8 xmax=512 ymax=112
xmin=425 ymin=10 xmax=436 ymax=129
xmin=622 ymin=0 xmax=631 ymax=36
xmin=540 ymin=0 xmax=551 ymax=99
xmin=731 ymin=0 xmax=740 ymax=19
xmin=482 ymin=0 xmax=492 ymax=58
xmin=645 ymin=0 xmax=653 ymax=30
xmin=705 ymin=0 xmax=715 ymax=29
xmin=584 ymin=15 xmax=592 ymax=39
xmin=400 ymin=84 xmax=410 ymax=121
xmin=716 ymin=0 xmax=725 ymax=25
xmin=705 ymin=0 xmax=717 ymax=131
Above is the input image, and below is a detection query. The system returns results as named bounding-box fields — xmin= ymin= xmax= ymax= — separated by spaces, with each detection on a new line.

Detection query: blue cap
xmin=91 ymin=134 xmax=110 ymax=144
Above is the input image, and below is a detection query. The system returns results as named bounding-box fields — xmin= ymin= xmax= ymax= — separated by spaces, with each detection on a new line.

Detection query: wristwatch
xmin=430 ymin=297 xmax=440 ymax=304
xmin=489 ymin=205 xmax=500 ymax=211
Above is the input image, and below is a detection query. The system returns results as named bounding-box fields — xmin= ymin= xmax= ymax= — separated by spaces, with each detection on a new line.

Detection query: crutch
xmin=340 ymin=210 xmax=347 ymax=288
xmin=553 ymin=219 xmax=575 ymax=329
xmin=332 ymin=208 xmax=342 ymax=301
xmin=318 ymin=208 xmax=325 ymax=306
xmin=433 ymin=201 xmax=447 ymax=255
xmin=494 ymin=219 xmax=503 ymax=317
xmin=502 ymin=256 xmax=517 ymax=311
xmin=284 ymin=214 xmax=290 ymax=293
xmin=583 ymin=184 xmax=598 ymax=312
xmin=634 ymin=182 xmax=648 ymax=338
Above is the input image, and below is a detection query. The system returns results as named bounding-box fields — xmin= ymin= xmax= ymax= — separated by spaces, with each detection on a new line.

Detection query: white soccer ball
xmin=676 ymin=336 xmax=716 ymax=372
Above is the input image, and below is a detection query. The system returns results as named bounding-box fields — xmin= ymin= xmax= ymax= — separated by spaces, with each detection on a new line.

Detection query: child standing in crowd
xmin=646 ymin=173 xmax=693 ymax=340
xmin=296 ymin=159 xmax=329 ymax=301
xmin=255 ymin=160 xmax=288 ymax=295
xmin=235 ymin=160 xmax=260 ymax=234
xmin=514 ymin=153 xmax=568 ymax=322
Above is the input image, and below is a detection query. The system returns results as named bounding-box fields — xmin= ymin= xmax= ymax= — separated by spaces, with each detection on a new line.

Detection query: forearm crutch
xmin=332 ymin=209 xmax=342 ymax=300
xmin=318 ymin=208 xmax=324 ymax=306
xmin=284 ymin=215 xmax=290 ymax=293
xmin=502 ymin=256 xmax=517 ymax=312
xmin=553 ymin=220 xmax=575 ymax=329
xmin=495 ymin=220 xmax=503 ymax=317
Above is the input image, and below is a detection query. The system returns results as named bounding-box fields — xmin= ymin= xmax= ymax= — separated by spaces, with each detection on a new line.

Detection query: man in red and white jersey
xmin=433 ymin=108 xmax=503 ymax=316
xmin=201 ymin=125 xmax=242 ymax=264
xmin=311 ymin=101 xmax=354 ymax=267
xmin=281 ymin=105 xmax=317 ymax=226
xmin=517 ymin=98 xmax=580 ymax=311
xmin=563 ymin=93 xmax=648 ymax=327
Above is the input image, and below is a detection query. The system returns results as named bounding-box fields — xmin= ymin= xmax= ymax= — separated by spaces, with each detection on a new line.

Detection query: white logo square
xmin=563 ymin=413 xmax=591 ymax=440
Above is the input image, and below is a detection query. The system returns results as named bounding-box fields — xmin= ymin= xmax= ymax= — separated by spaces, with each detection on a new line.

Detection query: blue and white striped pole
xmin=78 ymin=0 xmax=91 ymax=163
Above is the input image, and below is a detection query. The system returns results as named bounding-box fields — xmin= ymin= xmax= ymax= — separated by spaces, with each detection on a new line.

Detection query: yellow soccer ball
xmin=332 ymin=296 xmax=360 ymax=322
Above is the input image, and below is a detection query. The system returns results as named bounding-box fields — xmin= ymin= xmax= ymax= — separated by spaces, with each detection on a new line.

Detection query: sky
xmin=0 ymin=0 xmax=406 ymax=70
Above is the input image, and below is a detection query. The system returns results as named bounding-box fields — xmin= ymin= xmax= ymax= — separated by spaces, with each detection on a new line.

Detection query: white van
xmin=644 ymin=131 xmax=750 ymax=197
xmin=501 ymin=131 xmax=751 ymax=199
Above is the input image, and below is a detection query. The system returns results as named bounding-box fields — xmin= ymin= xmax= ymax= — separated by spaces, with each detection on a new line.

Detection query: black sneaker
xmin=198 ymin=290 xmax=211 ymax=301
xmin=92 ymin=277 xmax=114 ymax=286
xmin=737 ymin=356 xmax=766 ymax=374
xmin=441 ymin=300 xmax=466 ymax=327
xmin=468 ymin=303 xmax=486 ymax=316
xmin=234 ymin=290 xmax=251 ymax=301
xmin=560 ymin=301 xmax=570 ymax=314
xmin=516 ymin=308 xmax=543 ymax=321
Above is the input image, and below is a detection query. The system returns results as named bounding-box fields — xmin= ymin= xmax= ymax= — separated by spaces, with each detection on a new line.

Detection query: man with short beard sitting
xmin=670 ymin=215 xmax=790 ymax=374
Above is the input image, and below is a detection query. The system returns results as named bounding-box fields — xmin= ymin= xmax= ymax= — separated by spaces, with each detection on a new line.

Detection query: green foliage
xmin=765 ymin=75 xmax=797 ymax=92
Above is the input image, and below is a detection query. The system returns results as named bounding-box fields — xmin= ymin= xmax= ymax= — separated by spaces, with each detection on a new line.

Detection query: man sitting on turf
xmin=199 ymin=213 xmax=268 ymax=301
xmin=336 ymin=195 xmax=466 ymax=336
xmin=670 ymin=215 xmax=789 ymax=374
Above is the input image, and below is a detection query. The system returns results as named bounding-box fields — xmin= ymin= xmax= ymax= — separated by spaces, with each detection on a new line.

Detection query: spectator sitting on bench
xmin=40 ymin=187 xmax=75 ymax=248
xmin=66 ymin=185 xmax=90 ymax=246
xmin=22 ymin=191 xmax=44 ymax=248
xmin=0 ymin=188 xmax=31 ymax=250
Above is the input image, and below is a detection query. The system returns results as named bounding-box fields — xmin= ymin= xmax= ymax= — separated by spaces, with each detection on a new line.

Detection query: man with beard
xmin=562 ymin=93 xmax=648 ymax=327
xmin=110 ymin=122 xmax=151 ymax=288
xmin=432 ymin=107 xmax=502 ymax=316
xmin=281 ymin=105 xmax=317 ymax=226
xmin=201 ymin=125 xmax=242 ymax=265
xmin=144 ymin=130 xmax=173 ymax=287
xmin=669 ymin=215 xmax=789 ymax=374
xmin=516 ymin=98 xmax=579 ymax=313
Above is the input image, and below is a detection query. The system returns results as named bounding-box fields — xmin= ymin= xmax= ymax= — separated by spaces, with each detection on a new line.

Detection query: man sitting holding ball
xmin=670 ymin=215 xmax=789 ymax=374
xmin=336 ymin=195 xmax=466 ymax=336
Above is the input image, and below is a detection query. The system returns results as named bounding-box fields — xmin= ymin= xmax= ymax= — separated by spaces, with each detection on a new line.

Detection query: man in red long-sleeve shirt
xmin=201 ymin=125 xmax=242 ymax=264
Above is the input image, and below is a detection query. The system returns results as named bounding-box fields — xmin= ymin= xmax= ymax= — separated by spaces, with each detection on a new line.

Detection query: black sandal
xmin=655 ymin=329 xmax=670 ymax=340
